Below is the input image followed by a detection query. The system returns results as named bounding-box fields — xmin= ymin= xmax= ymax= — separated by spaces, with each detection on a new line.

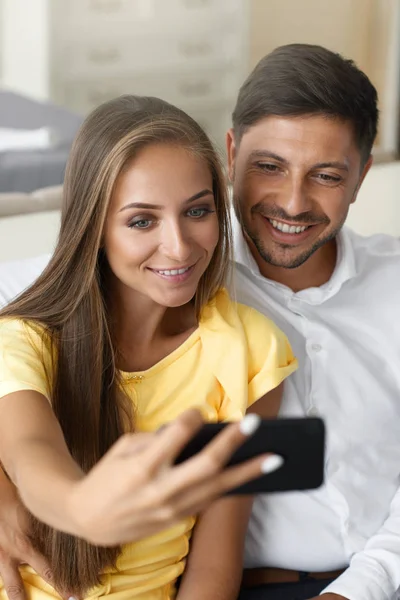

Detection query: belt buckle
xmin=299 ymin=571 xmax=314 ymax=582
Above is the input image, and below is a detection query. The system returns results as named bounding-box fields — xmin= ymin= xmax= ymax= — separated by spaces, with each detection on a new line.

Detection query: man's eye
xmin=257 ymin=163 xmax=280 ymax=172
xmin=316 ymin=173 xmax=342 ymax=182
xmin=129 ymin=219 xmax=153 ymax=229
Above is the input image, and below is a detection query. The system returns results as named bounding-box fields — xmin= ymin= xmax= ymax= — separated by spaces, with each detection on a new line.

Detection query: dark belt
xmin=242 ymin=567 xmax=345 ymax=587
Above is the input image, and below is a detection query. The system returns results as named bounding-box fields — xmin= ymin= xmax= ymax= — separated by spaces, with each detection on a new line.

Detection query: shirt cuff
xmin=321 ymin=564 xmax=393 ymax=600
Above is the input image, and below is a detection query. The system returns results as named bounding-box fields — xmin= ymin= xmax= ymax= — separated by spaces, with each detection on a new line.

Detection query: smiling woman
xmin=0 ymin=95 xmax=297 ymax=600
xmin=104 ymin=144 xmax=220 ymax=317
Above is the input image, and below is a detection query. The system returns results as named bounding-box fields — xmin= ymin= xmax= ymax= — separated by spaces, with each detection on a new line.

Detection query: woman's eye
xmin=187 ymin=208 xmax=211 ymax=218
xmin=129 ymin=218 xmax=153 ymax=229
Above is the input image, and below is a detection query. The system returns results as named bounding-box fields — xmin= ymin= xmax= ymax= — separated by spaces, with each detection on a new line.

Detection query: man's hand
xmin=0 ymin=469 xmax=67 ymax=600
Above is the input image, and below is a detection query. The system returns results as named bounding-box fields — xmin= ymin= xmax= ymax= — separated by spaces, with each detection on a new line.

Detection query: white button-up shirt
xmin=233 ymin=222 xmax=400 ymax=600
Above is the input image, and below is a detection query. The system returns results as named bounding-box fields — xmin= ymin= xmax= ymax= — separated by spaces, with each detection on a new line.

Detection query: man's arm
xmin=317 ymin=485 xmax=400 ymax=600
xmin=0 ymin=465 xmax=61 ymax=600
xmin=176 ymin=496 xmax=252 ymax=600
xmin=177 ymin=387 xmax=284 ymax=600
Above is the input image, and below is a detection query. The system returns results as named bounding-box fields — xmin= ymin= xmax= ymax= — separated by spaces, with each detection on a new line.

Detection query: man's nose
xmin=278 ymin=176 xmax=313 ymax=218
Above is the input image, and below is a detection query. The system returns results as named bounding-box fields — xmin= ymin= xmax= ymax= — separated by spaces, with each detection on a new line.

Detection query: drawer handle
xmin=88 ymin=49 xmax=120 ymax=63
xmin=89 ymin=0 xmax=123 ymax=13
xmin=179 ymin=41 xmax=212 ymax=57
xmin=179 ymin=82 xmax=212 ymax=97
xmin=181 ymin=0 xmax=211 ymax=9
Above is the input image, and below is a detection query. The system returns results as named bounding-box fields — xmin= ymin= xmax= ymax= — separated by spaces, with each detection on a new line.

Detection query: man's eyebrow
xmin=249 ymin=151 xmax=349 ymax=172
xmin=118 ymin=189 xmax=213 ymax=213
xmin=312 ymin=161 xmax=349 ymax=172
xmin=249 ymin=150 xmax=289 ymax=165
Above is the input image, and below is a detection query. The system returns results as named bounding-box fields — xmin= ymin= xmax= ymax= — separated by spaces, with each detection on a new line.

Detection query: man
xmin=229 ymin=44 xmax=400 ymax=600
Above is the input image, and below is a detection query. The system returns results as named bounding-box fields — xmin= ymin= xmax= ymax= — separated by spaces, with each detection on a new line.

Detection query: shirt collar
xmin=232 ymin=215 xmax=357 ymax=304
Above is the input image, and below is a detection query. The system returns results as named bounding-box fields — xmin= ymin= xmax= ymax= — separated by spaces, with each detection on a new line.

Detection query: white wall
xmin=346 ymin=162 xmax=400 ymax=237
xmin=1 ymin=0 xmax=49 ymax=100
xmin=249 ymin=0 xmax=400 ymax=157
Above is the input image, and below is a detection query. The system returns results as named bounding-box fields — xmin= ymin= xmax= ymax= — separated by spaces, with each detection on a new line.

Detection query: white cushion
xmin=0 ymin=127 xmax=51 ymax=151
xmin=0 ymin=254 xmax=50 ymax=307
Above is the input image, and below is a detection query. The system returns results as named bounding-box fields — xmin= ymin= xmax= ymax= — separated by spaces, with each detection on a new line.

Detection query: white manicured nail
xmin=68 ymin=597 xmax=78 ymax=600
xmin=239 ymin=414 xmax=261 ymax=436
xmin=261 ymin=454 xmax=284 ymax=474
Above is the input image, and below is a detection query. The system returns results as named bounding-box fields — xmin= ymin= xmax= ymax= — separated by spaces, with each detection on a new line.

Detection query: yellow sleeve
xmin=0 ymin=319 xmax=52 ymax=400
xmin=237 ymin=304 xmax=297 ymax=407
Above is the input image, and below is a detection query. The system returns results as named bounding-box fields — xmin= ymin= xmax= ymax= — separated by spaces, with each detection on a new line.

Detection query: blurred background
xmin=0 ymin=0 xmax=399 ymax=262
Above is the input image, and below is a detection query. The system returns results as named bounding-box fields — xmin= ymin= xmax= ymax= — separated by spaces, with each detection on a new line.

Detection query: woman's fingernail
xmin=261 ymin=454 xmax=284 ymax=474
xmin=239 ymin=414 xmax=261 ymax=436
xmin=68 ymin=597 xmax=78 ymax=600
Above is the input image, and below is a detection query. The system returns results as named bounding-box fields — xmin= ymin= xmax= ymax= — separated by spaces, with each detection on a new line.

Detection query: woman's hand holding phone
xmin=65 ymin=410 xmax=280 ymax=546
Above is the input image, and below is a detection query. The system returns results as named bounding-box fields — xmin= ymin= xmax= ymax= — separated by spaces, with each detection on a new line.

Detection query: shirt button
xmin=307 ymin=406 xmax=319 ymax=417
xmin=311 ymin=343 xmax=322 ymax=353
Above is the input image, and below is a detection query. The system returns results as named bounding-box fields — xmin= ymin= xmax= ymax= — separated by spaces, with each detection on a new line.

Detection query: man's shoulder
xmin=346 ymin=228 xmax=400 ymax=281
xmin=346 ymin=227 xmax=400 ymax=257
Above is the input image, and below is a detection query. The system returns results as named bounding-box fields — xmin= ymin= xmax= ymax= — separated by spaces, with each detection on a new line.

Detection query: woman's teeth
xmin=156 ymin=267 xmax=191 ymax=276
xmin=269 ymin=219 xmax=308 ymax=234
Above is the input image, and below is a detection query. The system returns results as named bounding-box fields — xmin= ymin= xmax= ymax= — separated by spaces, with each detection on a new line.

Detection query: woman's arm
xmin=177 ymin=386 xmax=284 ymax=600
xmin=0 ymin=391 xmax=272 ymax=546
xmin=0 ymin=390 xmax=85 ymax=533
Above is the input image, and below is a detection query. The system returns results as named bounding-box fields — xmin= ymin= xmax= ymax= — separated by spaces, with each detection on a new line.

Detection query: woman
xmin=0 ymin=96 xmax=297 ymax=599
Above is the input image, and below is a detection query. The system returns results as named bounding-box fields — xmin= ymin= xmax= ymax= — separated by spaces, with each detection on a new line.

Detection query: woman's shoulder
xmin=0 ymin=317 xmax=51 ymax=353
xmin=0 ymin=316 xmax=46 ymax=335
xmin=198 ymin=289 xmax=297 ymax=417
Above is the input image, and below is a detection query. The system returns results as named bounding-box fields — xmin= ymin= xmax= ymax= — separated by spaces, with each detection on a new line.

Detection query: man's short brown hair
xmin=233 ymin=44 xmax=379 ymax=164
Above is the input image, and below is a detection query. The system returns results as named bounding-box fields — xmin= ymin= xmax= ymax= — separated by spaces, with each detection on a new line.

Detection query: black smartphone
xmin=174 ymin=417 xmax=325 ymax=495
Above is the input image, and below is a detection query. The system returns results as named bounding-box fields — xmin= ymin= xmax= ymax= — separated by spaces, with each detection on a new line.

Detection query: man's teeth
xmin=269 ymin=219 xmax=308 ymax=234
xmin=157 ymin=267 xmax=191 ymax=276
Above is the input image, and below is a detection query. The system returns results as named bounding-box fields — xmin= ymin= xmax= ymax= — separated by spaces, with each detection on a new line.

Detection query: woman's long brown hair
xmin=0 ymin=96 xmax=232 ymax=595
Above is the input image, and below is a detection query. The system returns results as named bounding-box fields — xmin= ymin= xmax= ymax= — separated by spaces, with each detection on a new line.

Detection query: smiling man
xmin=230 ymin=45 xmax=400 ymax=600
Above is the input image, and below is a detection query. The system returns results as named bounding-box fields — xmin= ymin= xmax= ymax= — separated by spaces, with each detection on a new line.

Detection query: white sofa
xmin=0 ymin=254 xmax=50 ymax=308
xmin=0 ymin=185 xmax=61 ymax=262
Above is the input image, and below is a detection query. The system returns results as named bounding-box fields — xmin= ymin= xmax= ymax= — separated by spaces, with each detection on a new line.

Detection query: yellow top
xmin=0 ymin=289 xmax=297 ymax=600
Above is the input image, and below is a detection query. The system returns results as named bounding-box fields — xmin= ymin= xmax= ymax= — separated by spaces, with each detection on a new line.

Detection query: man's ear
xmin=351 ymin=154 xmax=373 ymax=204
xmin=226 ymin=128 xmax=236 ymax=182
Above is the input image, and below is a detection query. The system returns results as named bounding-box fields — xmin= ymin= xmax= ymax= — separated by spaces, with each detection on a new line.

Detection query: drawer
xmin=57 ymin=80 xmax=232 ymax=153
xmin=155 ymin=0 xmax=244 ymax=21
xmin=60 ymin=28 xmax=241 ymax=78
xmin=149 ymin=69 xmax=240 ymax=109
xmin=58 ymin=69 xmax=240 ymax=116
xmin=58 ymin=78 xmax=146 ymax=115
xmin=58 ymin=0 xmax=154 ymax=27
xmin=54 ymin=0 xmax=245 ymax=39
